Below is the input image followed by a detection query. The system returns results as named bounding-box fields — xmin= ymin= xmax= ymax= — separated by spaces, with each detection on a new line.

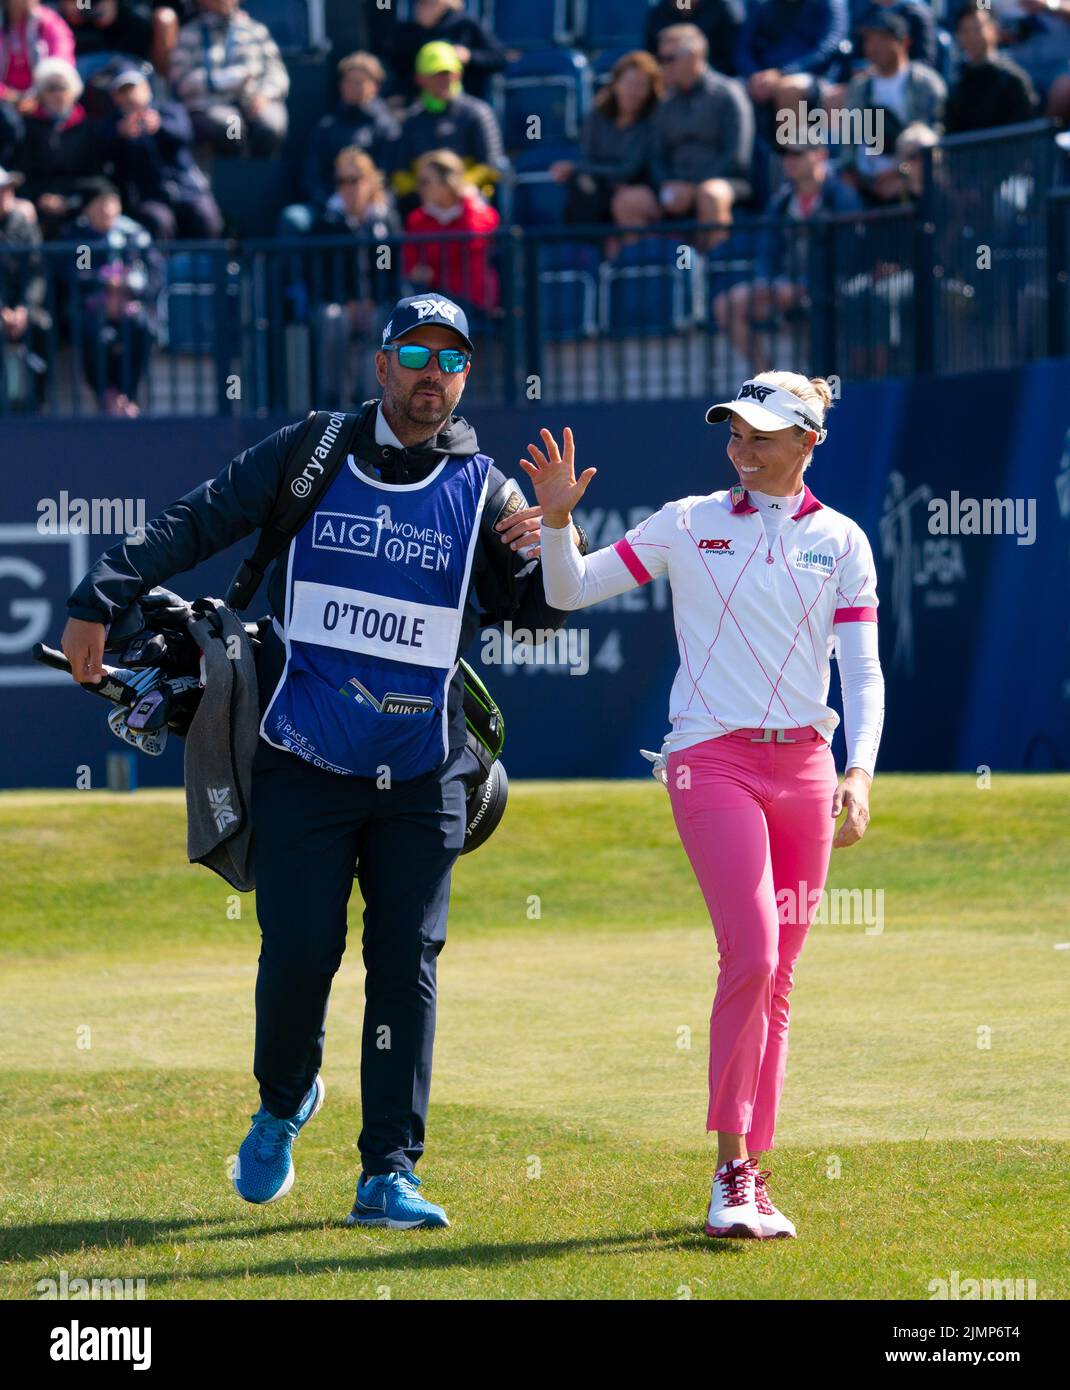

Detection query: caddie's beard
xmin=383 ymin=372 xmax=463 ymax=436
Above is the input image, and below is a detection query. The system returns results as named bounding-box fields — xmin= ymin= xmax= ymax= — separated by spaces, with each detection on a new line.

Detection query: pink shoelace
xmin=715 ymin=1159 xmax=755 ymax=1208
xmin=753 ymin=1167 xmax=777 ymax=1215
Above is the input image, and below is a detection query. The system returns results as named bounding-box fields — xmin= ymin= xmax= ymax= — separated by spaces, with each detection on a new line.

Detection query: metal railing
xmin=1 ymin=122 xmax=1064 ymax=419
xmin=920 ymin=119 xmax=1058 ymax=375
xmin=1047 ymin=186 xmax=1070 ymax=360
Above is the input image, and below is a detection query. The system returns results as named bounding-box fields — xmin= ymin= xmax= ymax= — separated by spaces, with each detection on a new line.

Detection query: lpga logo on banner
xmin=879 ymin=471 xmax=967 ymax=677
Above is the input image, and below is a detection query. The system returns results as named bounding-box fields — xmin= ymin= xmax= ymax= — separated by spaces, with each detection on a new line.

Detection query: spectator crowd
xmin=2 ymin=0 xmax=1069 ymax=413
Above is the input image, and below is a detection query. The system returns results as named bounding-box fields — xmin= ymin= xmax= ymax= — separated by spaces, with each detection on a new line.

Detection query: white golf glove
xmin=639 ymin=748 xmax=668 ymax=788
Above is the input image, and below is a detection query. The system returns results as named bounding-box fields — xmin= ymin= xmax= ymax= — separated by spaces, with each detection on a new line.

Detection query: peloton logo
xmin=792 ymin=547 xmax=836 ymax=575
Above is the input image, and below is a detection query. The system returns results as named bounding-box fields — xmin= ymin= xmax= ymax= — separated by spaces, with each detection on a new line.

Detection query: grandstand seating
xmin=579 ymin=0 xmax=652 ymax=52
xmin=590 ymin=47 xmax=632 ymax=86
xmin=509 ymin=145 xmax=579 ymax=226
xmin=161 ymin=253 xmax=225 ymax=354
xmin=281 ymin=50 xmax=332 ymax=155
xmin=599 ymin=236 xmax=704 ymax=337
xmin=494 ymin=47 xmax=592 ymax=151
xmin=210 ymin=158 xmax=294 ymax=239
xmin=536 ymin=241 xmax=601 ymax=339
xmin=244 ymin=0 xmax=328 ymax=54
xmin=484 ymin=0 xmax=574 ymax=50
xmin=935 ymin=27 xmax=958 ymax=84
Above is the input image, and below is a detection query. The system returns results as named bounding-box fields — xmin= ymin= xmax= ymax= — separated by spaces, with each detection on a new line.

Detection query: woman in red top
xmin=402 ymin=148 xmax=500 ymax=312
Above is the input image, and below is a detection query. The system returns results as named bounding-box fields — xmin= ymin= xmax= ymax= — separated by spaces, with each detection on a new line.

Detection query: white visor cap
xmin=706 ymin=379 xmax=827 ymax=444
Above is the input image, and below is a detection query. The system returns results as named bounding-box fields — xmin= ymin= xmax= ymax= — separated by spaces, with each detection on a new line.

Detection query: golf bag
xmin=42 ymin=408 xmax=510 ymax=853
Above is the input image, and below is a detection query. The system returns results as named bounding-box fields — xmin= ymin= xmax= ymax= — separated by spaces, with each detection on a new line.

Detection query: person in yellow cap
xmin=392 ymin=40 xmax=505 ymax=207
xmin=384 ymin=0 xmax=510 ymax=102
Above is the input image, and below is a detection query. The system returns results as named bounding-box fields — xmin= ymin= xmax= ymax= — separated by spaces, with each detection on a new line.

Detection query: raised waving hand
xmin=518 ymin=428 xmax=597 ymax=529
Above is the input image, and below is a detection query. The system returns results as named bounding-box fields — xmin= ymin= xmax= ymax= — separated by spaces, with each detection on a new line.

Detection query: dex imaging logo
xmin=698 ymin=538 xmax=734 ymax=556
xmin=313 ymin=511 xmax=383 ymax=558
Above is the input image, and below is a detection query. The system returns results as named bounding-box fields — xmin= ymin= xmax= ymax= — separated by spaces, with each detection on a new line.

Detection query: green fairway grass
xmin=1 ymin=775 xmax=1067 ymax=1300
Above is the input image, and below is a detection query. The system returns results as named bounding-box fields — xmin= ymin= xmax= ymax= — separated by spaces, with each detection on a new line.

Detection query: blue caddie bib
xmin=260 ymin=447 xmax=492 ymax=778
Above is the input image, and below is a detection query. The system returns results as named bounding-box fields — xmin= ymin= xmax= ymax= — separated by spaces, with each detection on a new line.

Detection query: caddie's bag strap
xmin=225 ymin=404 xmax=370 ymax=610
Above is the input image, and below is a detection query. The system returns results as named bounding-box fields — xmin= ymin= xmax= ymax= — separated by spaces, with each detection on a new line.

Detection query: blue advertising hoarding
xmin=2 ymin=361 xmax=1068 ymax=786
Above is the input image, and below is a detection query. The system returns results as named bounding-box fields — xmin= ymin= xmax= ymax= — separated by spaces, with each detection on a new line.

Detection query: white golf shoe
xmin=704 ymin=1157 xmax=763 ymax=1239
xmin=753 ymin=1166 xmax=797 ymax=1239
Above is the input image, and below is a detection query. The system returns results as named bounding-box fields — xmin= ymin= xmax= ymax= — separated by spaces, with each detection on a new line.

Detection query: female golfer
xmin=515 ymin=373 xmax=885 ymax=1240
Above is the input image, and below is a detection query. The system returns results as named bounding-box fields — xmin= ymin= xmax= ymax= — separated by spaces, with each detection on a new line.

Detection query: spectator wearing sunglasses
xmin=313 ymin=146 xmax=399 ymax=238
xmin=620 ymin=24 xmax=752 ymax=249
xmin=402 ymin=148 xmax=500 ymax=312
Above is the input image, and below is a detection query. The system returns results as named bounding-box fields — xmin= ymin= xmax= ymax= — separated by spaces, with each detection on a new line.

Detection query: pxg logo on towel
xmin=313 ymin=511 xmax=383 ymax=559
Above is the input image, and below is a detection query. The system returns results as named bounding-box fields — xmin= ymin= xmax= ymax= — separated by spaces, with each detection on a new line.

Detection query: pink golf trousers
xmin=667 ymin=728 xmax=838 ymax=1151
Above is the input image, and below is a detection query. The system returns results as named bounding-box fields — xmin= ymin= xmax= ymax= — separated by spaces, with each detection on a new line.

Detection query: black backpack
xmin=225 ymin=406 xmax=505 ymax=778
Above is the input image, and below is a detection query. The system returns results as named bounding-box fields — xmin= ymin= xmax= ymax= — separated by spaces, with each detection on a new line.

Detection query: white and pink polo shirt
xmin=540 ymin=483 xmax=884 ymax=776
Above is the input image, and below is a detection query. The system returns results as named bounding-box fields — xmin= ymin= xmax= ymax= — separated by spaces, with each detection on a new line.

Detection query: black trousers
xmin=249 ymin=733 xmax=476 ymax=1175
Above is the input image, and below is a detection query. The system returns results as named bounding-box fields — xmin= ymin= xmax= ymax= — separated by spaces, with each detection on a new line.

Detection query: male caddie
xmin=60 ymin=293 xmax=586 ymax=1229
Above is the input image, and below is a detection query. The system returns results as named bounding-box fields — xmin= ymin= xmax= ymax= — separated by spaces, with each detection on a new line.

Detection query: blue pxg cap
xmin=381 ymin=294 xmax=475 ymax=356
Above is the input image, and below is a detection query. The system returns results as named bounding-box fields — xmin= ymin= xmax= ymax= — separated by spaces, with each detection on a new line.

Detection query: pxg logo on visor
xmin=706 ymin=378 xmax=828 ymax=444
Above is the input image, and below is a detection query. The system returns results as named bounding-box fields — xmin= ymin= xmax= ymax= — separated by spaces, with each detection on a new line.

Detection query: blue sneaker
xmin=345 ymin=1171 xmax=450 ymax=1229
xmin=233 ymin=1076 xmax=325 ymax=1205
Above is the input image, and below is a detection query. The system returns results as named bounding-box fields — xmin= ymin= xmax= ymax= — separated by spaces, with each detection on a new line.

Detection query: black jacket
xmin=946 ymin=55 xmax=1037 ymax=136
xmin=98 ymin=99 xmax=212 ymax=205
xmin=67 ymin=401 xmax=570 ymax=763
xmin=302 ymin=98 xmax=401 ymax=205
xmin=12 ymin=105 xmax=97 ymax=207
